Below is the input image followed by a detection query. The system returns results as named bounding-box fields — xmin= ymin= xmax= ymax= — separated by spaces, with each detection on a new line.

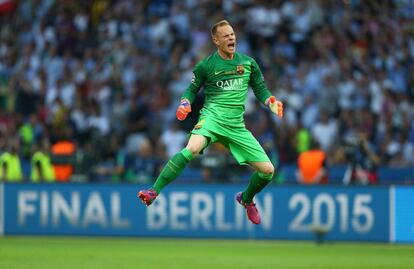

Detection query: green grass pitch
xmin=0 ymin=236 xmax=413 ymax=269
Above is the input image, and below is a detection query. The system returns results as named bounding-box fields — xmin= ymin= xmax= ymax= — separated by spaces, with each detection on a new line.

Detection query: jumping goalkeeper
xmin=138 ymin=20 xmax=283 ymax=225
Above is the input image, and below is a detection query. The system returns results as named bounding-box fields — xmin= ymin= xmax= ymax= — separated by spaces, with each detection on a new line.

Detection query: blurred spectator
xmin=85 ymin=100 xmax=110 ymax=137
xmin=294 ymin=121 xmax=311 ymax=155
xmin=89 ymin=134 xmax=127 ymax=183
xmin=160 ymin=121 xmax=187 ymax=159
xmin=311 ymin=110 xmax=338 ymax=154
xmin=0 ymin=139 xmax=23 ymax=182
xmin=50 ymin=128 xmax=76 ymax=182
xmin=342 ymin=130 xmax=381 ymax=185
xmin=296 ymin=139 xmax=328 ymax=185
xmin=30 ymin=137 xmax=55 ymax=182
xmin=199 ymin=143 xmax=228 ymax=184
xmin=110 ymin=91 xmax=129 ymax=135
xmin=125 ymin=137 xmax=162 ymax=184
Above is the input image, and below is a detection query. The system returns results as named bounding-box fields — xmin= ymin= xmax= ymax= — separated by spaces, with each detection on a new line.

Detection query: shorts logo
xmin=194 ymin=119 xmax=205 ymax=130
xmin=236 ymin=65 xmax=244 ymax=75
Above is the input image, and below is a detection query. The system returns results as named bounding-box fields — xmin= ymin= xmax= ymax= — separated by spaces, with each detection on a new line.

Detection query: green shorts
xmin=191 ymin=117 xmax=270 ymax=165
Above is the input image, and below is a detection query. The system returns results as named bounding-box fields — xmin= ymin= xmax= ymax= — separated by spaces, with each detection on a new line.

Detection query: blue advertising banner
xmin=394 ymin=187 xmax=414 ymax=243
xmin=0 ymin=183 xmax=3 ymax=236
xmin=3 ymin=183 xmax=390 ymax=241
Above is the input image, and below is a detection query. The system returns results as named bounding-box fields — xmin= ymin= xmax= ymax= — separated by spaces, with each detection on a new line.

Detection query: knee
xmin=185 ymin=135 xmax=207 ymax=156
xmin=185 ymin=144 xmax=202 ymax=156
xmin=258 ymin=162 xmax=275 ymax=176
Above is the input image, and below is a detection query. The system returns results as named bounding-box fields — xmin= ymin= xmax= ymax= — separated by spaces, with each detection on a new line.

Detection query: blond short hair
xmin=211 ymin=20 xmax=231 ymax=36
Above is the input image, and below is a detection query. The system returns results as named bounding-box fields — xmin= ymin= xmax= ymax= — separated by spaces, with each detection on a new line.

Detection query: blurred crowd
xmin=0 ymin=0 xmax=413 ymax=183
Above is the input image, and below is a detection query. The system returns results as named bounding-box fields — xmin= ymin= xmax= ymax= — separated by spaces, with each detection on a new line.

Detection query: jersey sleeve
xmin=180 ymin=60 xmax=206 ymax=103
xmin=249 ymin=58 xmax=272 ymax=104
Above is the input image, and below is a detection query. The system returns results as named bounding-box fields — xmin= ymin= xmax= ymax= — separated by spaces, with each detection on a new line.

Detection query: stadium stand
xmin=0 ymin=0 xmax=413 ymax=184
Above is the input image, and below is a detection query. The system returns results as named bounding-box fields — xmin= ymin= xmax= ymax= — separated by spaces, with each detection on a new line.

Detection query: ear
xmin=212 ymin=36 xmax=219 ymax=46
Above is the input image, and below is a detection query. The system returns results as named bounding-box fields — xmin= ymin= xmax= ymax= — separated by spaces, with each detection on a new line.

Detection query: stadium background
xmin=0 ymin=0 xmax=414 ymax=268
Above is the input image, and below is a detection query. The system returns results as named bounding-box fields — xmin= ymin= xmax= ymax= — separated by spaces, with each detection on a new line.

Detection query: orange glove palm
xmin=266 ymin=96 xmax=283 ymax=118
xmin=176 ymin=99 xmax=192 ymax=121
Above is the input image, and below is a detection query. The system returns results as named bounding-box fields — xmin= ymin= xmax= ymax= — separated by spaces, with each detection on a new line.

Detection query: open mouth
xmin=228 ymin=43 xmax=235 ymax=50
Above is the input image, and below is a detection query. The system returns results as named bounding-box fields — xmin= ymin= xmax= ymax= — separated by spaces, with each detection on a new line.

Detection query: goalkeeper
xmin=138 ymin=20 xmax=283 ymax=225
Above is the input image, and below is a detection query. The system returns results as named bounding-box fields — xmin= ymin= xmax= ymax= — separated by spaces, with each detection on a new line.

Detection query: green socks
xmin=151 ymin=147 xmax=272 ymax=202
xmin=242 ymin=172 xmax=273 ymax=203
xmin=152 ymin=148 xmax=194 ymax=194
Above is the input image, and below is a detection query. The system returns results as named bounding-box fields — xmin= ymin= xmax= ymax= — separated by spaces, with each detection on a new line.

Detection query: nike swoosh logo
xmin=214 ymin=71 xmax=225 ymax=75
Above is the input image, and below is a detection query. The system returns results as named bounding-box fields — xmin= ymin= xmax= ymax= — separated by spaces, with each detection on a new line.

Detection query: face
xmin=213 ymin=25 xmax=236 ymax=57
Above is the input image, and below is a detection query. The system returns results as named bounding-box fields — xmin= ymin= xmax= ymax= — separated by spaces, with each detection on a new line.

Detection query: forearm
xmin=251 ymin=82 xmax=272 ymax=104
xmin=181 ymin=84 xmax=200 ymax=103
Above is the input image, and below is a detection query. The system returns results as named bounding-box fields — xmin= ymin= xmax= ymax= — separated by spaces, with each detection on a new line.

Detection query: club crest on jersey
xmin=236 ymin=65 xmax=244 ymax=75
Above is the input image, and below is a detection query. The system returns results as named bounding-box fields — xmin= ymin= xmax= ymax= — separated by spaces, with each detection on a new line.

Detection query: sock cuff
xmin=180 ymin=148 xmax=194 ymax=161
xmin=258 ymin=171 xmax=273 ymax=180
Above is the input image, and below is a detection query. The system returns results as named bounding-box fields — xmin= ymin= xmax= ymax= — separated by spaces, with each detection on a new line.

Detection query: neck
xmin=217 ymin=50 xmax=234 ymax=60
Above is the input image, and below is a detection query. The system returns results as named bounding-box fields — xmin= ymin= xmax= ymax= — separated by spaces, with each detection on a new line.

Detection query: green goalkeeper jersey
xmin=181 ymin=52 xmax=272 ymax=127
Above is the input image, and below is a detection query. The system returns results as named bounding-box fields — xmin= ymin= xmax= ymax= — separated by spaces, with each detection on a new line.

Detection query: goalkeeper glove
xmin=266 ymin=96 xmax=283 ymax=118
xmin=176 ymin=98 xmax=192 ymax=121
